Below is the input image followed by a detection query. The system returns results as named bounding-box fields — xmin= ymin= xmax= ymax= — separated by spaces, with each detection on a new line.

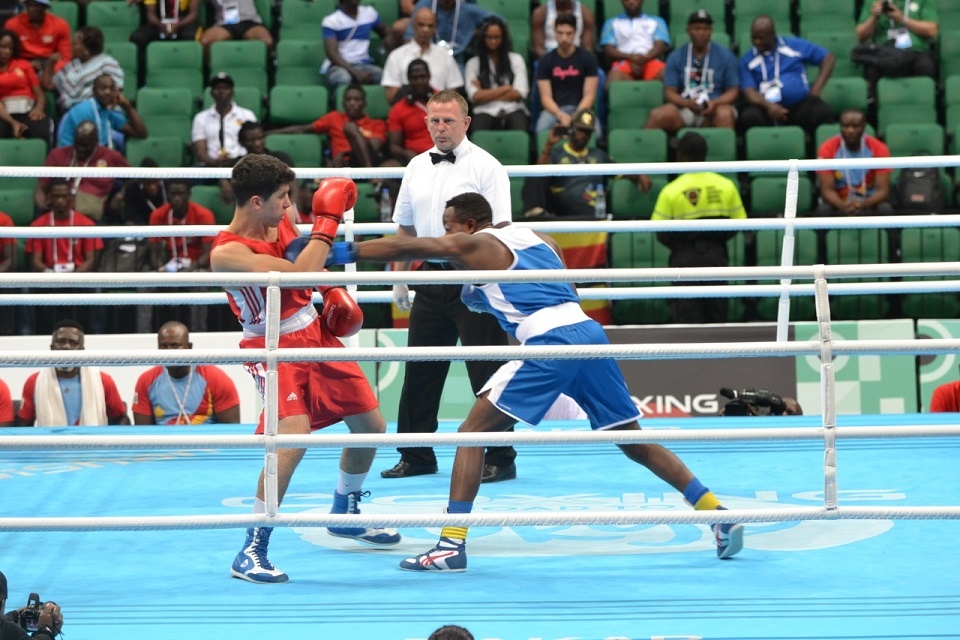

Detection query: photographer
xmin=0 ymin=571 xmax=62 ymax=639
xmin=854 ymin=0 xmax=938 ymax=87
xmin=719 ymin=388 xmax=803 ymax=417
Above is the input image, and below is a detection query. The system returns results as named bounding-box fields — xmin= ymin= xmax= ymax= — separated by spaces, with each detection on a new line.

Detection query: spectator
xmin=464 ymin=16 xmax=529 ymax=132
xmin=403 ymin=0 xmax=497 ymax=66
xmin=120 ymin=157 xmax=166 ymax=227
xmin=45 ymin=26 xmax=124 ymax=114
xmin=381 ymin=7 xmax=463 ymax=105
xmin=36 ymin=120 xmax=129 ymax=221
xmin=0 ymin=569 xmax=63 ymax=638
xmin=536 ymin=13 xmax=599 ymax=134
xmin=644 ymin=10 xmax=738 ymax=134
xmin=429 ymin=626 xmax=474 ymax=640
xmin=854 ymin=0 xmax=938 ymax=87
xmin=191 ymin=72 xmax=256 ymax=168
xmin=16 ymin=318 xmax=130 ymax=426
xmin=522 ymin=108 xmax=611 ymax=219
xmin=57 ymin=73 xmax=147 ymax=152
xmin=132 ymin=320 xmax=241 ymax=425
xmin=0 ymin=27 xmax=52 ymax=147
xmin=386 ymin=59 xmax=434 ymax=165
xmin=0 ymin=376 xmax=11 ymax=426
xmin=0 ymin=208 xmax=13 ymax=272
xmin=929 ymin=378 xmax=960 ymax=412
xmin=129 ymin=0 xmax=201 ymax=51
xmin=322 ymin=0 xmax=392 ymax=88
xmin=234 ymin=121 xmax=301 ymax=216
xmin=27 ymin=178 xmax=102 ymax=275
xmin=651 ymin=132 xmax=747 ymax=324
xmin=147 ymin=178 xmax=214 ymax=273
xmin=815 ymin=108 xmax=894 ymax=217
xmin=3 ymin=0 xmax=71 ymax=76
xmin=199 ymin=0 xmax=273 ymax=56
xmin=737 ymin=15 xmax=835 ymax=137
xmin=600 ymin=0 xmax=669 ymax=85
xmin=531 ymin=0 xmax=596 ymax=60
xmin=272 ymin=84 xmax=387 ymax=169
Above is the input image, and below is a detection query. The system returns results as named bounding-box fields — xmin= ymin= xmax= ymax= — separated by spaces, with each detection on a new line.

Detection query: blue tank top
xmin=460 ymin=227 xmax=585 ymax=341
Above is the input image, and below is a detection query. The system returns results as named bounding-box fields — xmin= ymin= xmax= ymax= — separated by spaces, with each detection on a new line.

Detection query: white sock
xmin=252 ymin=498 xmax=266 ymax=515
xmin=337 ymin=471 xmax=368 ymax=495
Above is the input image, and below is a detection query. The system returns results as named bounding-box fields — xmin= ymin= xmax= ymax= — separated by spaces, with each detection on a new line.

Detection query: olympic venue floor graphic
xmin=1 ymin=414 xmax=958 ymax=640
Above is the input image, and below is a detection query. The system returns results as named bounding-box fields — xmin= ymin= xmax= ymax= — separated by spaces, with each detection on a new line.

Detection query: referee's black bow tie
xmin=430 ymin=151 xmax=456 ymax=164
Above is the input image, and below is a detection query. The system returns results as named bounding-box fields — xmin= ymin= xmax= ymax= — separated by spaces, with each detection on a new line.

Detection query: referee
xmin=383 ymin=89 xmax=517 ymax=483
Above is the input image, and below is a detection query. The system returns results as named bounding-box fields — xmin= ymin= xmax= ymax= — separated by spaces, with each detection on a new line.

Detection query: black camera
xmin=552 ymin=124 xmax=570 ymax=137
xmin=12 ymin=593 xmax=45 ymax=632
xmin=719 ymin=387 xmax=787 ymax=416
xmin=881 ymin=0 xmax=894 ymax=13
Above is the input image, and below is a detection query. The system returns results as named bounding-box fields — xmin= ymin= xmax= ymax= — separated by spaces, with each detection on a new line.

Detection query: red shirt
xmin=311 ymin=111 xmax=387 ymax=159
xmin=4 ymin=12 xmax=71 ymax=70
xmin=17 ymin=370 xmax=127 ymax=425
xmin=0 ymin=378 xmax=12 ymax=424
xmin=26 ymin=210 xmax=103 ymax=269
xmin=0 ymin=211 xmax=13 ymax=248
xmin=817 ymin=135 xmax=892 ymax=201
xmin=41 ymin=145 xmax=130 ymax=198
xmin=0 ymin=58 xmax=40 ymax=101
xmin=930 ymin=381 xmax=960 ymax=413
xmin=387 ymin=98 xmax=433 ymax=155
xmin=148 ymin=202 xmax=216 ymax=263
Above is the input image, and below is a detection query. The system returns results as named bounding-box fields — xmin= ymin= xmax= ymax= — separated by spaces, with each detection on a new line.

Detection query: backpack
xmin=896 ymin=167 xmax=945 ymax=213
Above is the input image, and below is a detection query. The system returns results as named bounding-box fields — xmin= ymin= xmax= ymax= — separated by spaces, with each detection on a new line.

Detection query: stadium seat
xmin=265 ymin=133 xmax=324 ymax=168
xmin=366 ymin=0 xmax=399 ymax=24
xmin=253 ymin=0 xmax=275 ymax=29
xmin=876 ymin=76 xmax=937 ymax=135
xmin=50 ymin=1 xmax=78 ymax=30
xmin=269 ymin=86 xmax=329 ymax=127
xmin=0 ymin=138 xmax=46 ymax=191
xmin=734 ymin=0 xmax=790 ymax=50
xmin=209 ymin=40 xmax=269 ymax=97
xmin=677 ymin=127 xmax=736 ymax=162
xmin=280 ymin=0 xmax=336 ymax=41
xmin=476 ymin=0 xmax=533 ymax=21
xmin=609 ymin=231 xmax=671 ymax=325
xmin=188 ymin=185 xmax=234 ymax=226
xmin=749 ymin=176 xmax=813 ymax=217
xmin=145 ymin=41 xmax=204 ymax=101
xmin=607 ymin=80 xmax=663 ymax=132
xmin=85 ymin=1 xmax=141 ymax=42
xmin=335 ymin=83 xmax=389 ymax=120
xmin=937 ymin=0 xmax=960 ymax=30
xmin=819 ymin=77 xmax=868 ymax=118
xmin=275 ymin=39 xmax=326 ymax=88
xmin=899 ymin=226 xmax=960 ymax=318
xmin=104 ymin=41 xmax=138 ymax=103
xmin=804 ymin=30 xmax=862 ymax=78
xmin=938 ymin=30 xmax=960 ymax=82
xmin=824 ymin=228 xmax=889 ymax=320
xmin=744 ymin=125 xmax=805 ymax=177
xmin=609 ymin=175 xmax=667 ymax=220
xmin=0 ymin=188 xmax=36 ymax=226
xmin=884 ymin=123 xmax=945 ymax=157
xmin=607 ymin=128 xmax=666 ymax=164
xmin=752 ymin=228 xmax=818 ymax=321
xmin=135 ymin=87 xmax=195 ymax=148
xmin=877 ymin=104 xmax=938 ymax=137
xmin=797 ymin=0 xmax=856 ymax=36
xmin=125 ymin=136 xmax=184 ymax=168
xmin=202 ymin=85 xmax=264 ymax=121
xmin=666 ymin=0 xmax=726 ymax=30
xmin=471 ymin=130 xmax=531 ymax=165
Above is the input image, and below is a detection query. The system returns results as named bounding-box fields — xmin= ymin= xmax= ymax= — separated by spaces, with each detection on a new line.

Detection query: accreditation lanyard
xmin=838 ymin=137 xmax=869 ymax=197
xmin=168 ymin=208 xmax=189 ymax=261
xmin=165 ymin=367 xmax=195 ymax=424
xmin=431 ymin=0 xmax=461 ymax=51
xmin=88 ymin=98 xmax=114 ymax=150
xmin=159 ymin=0 xmax=180 ymax=22
xmin=684 ymin=44 xmax=711 ymax=94
xmin=50 ymin=211 xmax=75 ymax=266
xmin=757 ymin=39 xmax=782 ymax=85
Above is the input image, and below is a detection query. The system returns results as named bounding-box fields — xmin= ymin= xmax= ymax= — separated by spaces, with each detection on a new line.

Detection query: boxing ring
xmin=1 ymin=158 xmax=960 ymax=639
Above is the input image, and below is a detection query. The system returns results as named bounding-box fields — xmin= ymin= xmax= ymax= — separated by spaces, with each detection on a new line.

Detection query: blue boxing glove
xmin=325 ymin=241 xmax=358 ymax=266
xmin=283 ymin=235 xmax=310 ymax=263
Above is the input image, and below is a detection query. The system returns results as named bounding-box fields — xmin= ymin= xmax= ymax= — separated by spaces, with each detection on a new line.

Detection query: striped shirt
xmin=53 ymin=53 xmax=124 ymax=111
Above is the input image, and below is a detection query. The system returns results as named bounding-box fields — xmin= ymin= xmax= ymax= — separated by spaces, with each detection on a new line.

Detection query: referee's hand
xmin=392 ymin=284 xmax=412 ymax=311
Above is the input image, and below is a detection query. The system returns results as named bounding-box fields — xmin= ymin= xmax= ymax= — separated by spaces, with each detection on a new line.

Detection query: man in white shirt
xmin=381 ymin=7 xmax=463 ymax=104
xmin=383 ymin=89 xmax=516 ymax=484
xmin=191 ymin=72 xmax=257 ymax=167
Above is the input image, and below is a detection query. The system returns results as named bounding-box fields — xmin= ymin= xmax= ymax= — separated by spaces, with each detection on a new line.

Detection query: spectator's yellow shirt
xmin=652 ymin=172 xmax=747 ymax=220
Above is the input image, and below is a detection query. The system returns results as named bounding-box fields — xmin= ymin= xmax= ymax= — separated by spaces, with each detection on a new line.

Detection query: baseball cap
xmin=571 ymin=109 xmax=597 ymax=131
xmin=210 ymin=72 xmax=235 ymax=88
xmin=688 ymin=9 xmax=714 ymax=25
xmin=24 ymin=0 xmax=53 ymax=6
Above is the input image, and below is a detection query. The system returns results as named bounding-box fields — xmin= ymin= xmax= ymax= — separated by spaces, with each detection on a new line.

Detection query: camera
xmin=552 ymin=124 xmax=570 ymax=137
xmin=719 ymin=387 xmax=787 ymax=416
xmin=11 ymin=593 xmax=45 ymax=632
xmin=881 ymin=0 xmax=894 ymax=13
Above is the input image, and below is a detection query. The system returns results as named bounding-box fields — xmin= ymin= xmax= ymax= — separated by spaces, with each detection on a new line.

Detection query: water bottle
xmin=594 ymin=182 xmax=607 ymax=220
xmin=379 ymin=187 xmax=393 ymax=222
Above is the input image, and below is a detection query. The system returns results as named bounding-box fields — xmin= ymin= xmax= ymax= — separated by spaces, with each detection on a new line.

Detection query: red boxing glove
xmin=321 ymin=287 xmax=364 ymax=337
xmin=311 ymin=178 xmax=358 ymax=245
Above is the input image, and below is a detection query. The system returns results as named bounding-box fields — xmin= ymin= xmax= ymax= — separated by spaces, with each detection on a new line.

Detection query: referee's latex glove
xmin=392 ymin=284 xmax=412 ymax=311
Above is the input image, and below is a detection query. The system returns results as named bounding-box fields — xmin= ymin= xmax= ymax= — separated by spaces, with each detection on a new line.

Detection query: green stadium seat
xmin=85 ymin=1 xmax=141 ymax=42
xmin=209 ymin=40 xmax=269 ymax=98
xmin=202 ymin=85 xmax=264 ymax=121
xmin=275 ymin=39 xmax=326 ymax=88
xmin=884 ymin=123 xmax=945 ymax=156
xmin=280 ymin=0 xmax=335 ymax=41
xmin=749 ymin=176 xmax=813 ymax=217
xmin=125 ymin=136 xmax=184 ymax=168
xmin=335 ymin=83 xmax=389 ymax=120
xmin=820 ymin=77 xmax=868 ymax=118
xmin=609 ymin=175 xmax=667 ymax=220
xmin=804 ymin=30 xmax=862 ymax=78
xmin=135 ymin=87 xmax=195 ymax=147
xmin=875 ymin=76 xmax=936 ymax=135
xmin=744 ymin=125 xmax=805 ymax=177
xmin=471 ymin=130 xmax=531 ymax=165
xmin=607 ymin=80 xmax=663 ymax=131
xmin=50 ymin=1 xmax=78 ymax=30
xmin=0 ymin=188 xmax=36 ymax=226
xmin=752 ymin=228 xmax=818 ymax=321
xmin=936 ymin=0 xmax=960 ymax=30
xmin=797 ymin=0 xmax=856 ymax=36
xmin=367 ymin=0 xmax=399 ymax=25
xmin=254 ymin=0 xmax=275 ymax=29
xmin=899 ymin=226 xmax=960 ymax=318
xmin=145 ymin=41 xmax=204 ymax=101
xmin=666 ymin=0 xmax=726 ymax=30
xmin=0 ymin=138 xmax=46 ymax=191
xmin=938 ymin=30 xmax=960 ymax=82
xmin=734 ymin=0 xmax=790 ymax=50
xmin=189 ymin=185 xmax=235 ymax=226
xmin=269 ymin=86 xmax=329 ymax=127
xmin=266 ymin=133 xmax=324 ymax=168
xmin=608 ymin=231 xmax=670 ymax=324
xmin=607 ymin=128 xmax=666 ymax=164
xmin=824 ymin=228 xmax=889 ymax=319
xmin=476 ymin=0 xmax=532 ymax=21
xmin=877 ymin=104 xmax=937 ymax=137
xmin=104 ymin=41 xmax=139 ymax=103
xmin=677 ymin=127 xmax=736 ymax=162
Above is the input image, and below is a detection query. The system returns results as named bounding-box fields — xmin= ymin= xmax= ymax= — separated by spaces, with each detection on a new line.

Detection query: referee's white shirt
xmin=394 ymin=137 xmax=511 ymax=238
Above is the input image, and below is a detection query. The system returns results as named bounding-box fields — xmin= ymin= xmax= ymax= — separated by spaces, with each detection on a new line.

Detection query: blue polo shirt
xmin=57 ymin=98 xmax=128 ymax=149
xmin=739 ymin=36 xmax=829 ymax=108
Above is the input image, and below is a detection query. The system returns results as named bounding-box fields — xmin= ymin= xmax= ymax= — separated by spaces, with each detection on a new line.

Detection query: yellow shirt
xmin=652 ymin=172 xmax=747 ymax=221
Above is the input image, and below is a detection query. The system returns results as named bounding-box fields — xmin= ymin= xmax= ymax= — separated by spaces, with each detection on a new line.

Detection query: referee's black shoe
xmin=381 ymin=460 xmax=438 ymax=479
xmin=480 ymin=462 xmax=517 ymax=484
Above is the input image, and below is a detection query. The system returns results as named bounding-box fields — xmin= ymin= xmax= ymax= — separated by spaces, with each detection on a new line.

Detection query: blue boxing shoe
xmin=230 ymin=527 xmax=289 ymax=583
xmin=399 ymin=537 xmax=467 ymax=572
xmin=328 ymin=490 xmax=401 ymax=546
xmin=712 ymin=507 xmax=744 ymax=559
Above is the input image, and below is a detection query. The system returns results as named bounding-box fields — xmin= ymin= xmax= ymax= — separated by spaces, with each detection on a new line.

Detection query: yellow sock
xmin=441 ymin=526 xmax=468 ymax=541
xmin=693 ymin=491 xmax=721 ymax=511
